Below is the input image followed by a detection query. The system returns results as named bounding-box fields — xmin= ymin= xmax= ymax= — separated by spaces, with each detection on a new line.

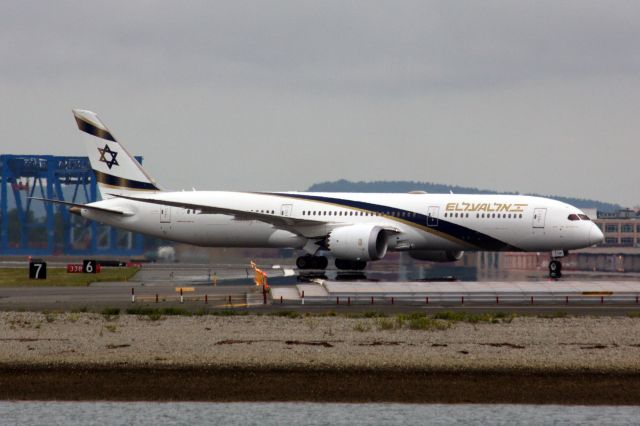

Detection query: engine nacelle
xmin=409 ymin=250 xmax=464 ymax=262
xmin=326 ymin=224 xmax=388 ymax=261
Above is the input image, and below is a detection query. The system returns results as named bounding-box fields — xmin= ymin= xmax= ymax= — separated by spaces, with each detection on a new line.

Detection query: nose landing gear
xmin=548 ymin=250 xmax=565 ymax=279
xmin=549 ymin=260 xmax=562 ymax=279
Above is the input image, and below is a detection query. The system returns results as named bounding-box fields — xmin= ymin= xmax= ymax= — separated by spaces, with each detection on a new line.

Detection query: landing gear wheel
xmin=335 ymin=259 xmax=368 ymax=271
xmin=296 ymin=255 xmax=328 ymax=270
xmin=316 ymin=256 xmax=329 ymax=269
xmin=296 ymin=256 xmax=310 ymax=269
xmin=549 ymin=260 xmax=562 ymax=279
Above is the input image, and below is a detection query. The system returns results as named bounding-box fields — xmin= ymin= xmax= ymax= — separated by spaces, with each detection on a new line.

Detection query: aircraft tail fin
xmin=72 ymin=109 xmax=161 ymax=199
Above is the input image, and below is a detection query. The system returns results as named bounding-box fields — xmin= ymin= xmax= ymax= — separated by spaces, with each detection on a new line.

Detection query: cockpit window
xmin=578 ymin=214 xmax=590 ymax=221
xmin=567 ymin=214 xmax=580 ymax=221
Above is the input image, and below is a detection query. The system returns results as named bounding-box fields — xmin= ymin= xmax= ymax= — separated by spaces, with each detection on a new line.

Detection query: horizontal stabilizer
xmin=29 ymin=197 xmax=131 ymax=216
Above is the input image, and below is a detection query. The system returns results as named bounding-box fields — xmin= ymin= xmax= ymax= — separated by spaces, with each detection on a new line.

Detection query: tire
xmin=296 ymin=256 xmax=309 ymax=269
xmin=354 ymin=261 xmax=367 ymax=271
xmin=549 ymin=260 xmax=562 ymax=278
xmin=335 ymin=259 xmax=350 ymax=270
xmin=335 ymin=259 xmax=367 ymax=270
xmin=316 ymin=256 xmax=329 ymax=270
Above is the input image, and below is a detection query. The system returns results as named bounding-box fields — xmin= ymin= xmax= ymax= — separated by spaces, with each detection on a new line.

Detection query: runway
xmin=1 ymin=263 xmax=640 ymax=314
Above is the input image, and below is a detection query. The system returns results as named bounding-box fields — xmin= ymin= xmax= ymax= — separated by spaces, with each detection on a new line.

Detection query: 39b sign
xmin=29 ymin=260 xmax=47 ymax=280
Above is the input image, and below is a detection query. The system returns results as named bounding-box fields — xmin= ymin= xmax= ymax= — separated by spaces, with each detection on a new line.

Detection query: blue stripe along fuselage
xmin=268 ymin=192 xmax=523 ymax=251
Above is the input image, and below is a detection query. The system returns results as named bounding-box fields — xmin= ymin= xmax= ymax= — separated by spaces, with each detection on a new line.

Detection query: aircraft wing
xmin=110 ymin=193 xmax=329 ymax=228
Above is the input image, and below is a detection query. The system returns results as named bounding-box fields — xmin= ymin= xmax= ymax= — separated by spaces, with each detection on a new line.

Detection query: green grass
xmin=102 ymin=307 xmax=121 ymax=316
xmin=375 ymin=317 xmax=396 ymax=330
xmin=372 ymin=313 xmax=450 ymax=331
xmin=353 ymin=321 xmax=372 ymax=332
xmin=267 ymin=310 xmax=302 ymax=319
xmin=209 ymin=309 xmax=249 ymax=316
xmin=433 ymin=311 xmax=516 ymax=324
xmin=537 ymin=311 xmax=568 ymax=319
xmin=101 ymin=307 xmax=120 ymax=321
xmin=0 ymin=267 xmax=139 ymax=287
xmin=345 ymin=311 xmax=388 ymax=319
xmin=126 ymin=307 xmax=190 ymax=317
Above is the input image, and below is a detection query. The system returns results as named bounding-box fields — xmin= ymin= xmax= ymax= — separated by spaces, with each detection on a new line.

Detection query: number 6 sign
xmin=83 ymin=259 xmax=97 ymax=274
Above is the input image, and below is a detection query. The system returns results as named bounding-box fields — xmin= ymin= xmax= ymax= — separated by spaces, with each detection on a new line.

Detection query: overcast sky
xmin=1 ymin=1 xmax=639 ymax=205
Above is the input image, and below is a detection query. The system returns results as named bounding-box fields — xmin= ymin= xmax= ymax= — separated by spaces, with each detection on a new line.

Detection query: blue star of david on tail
xmin=98 ymin=144 xmax=119 ymax=169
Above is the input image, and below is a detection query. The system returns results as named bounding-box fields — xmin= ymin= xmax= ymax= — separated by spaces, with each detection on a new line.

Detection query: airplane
xmin=33 ymin=109 xmax=604 ymax=278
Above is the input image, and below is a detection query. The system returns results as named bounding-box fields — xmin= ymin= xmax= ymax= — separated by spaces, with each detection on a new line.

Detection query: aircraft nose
xmin=588 ymin=224 xmax=604 ymax=246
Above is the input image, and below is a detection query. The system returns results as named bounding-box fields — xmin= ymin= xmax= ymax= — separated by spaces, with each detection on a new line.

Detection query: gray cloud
xmin=0 ymin=1 xmax=638 ymax=205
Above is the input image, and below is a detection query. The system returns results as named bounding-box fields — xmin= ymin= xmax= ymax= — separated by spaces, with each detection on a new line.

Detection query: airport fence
xmin=275 ymin=293 xmax=640 ymax=306
xmin=129 ymin=288 xmax=265 ymax=308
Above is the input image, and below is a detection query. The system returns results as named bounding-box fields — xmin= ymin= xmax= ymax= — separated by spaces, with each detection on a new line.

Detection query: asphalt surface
xmin=1 ymin=263 xmax=640 ymax=314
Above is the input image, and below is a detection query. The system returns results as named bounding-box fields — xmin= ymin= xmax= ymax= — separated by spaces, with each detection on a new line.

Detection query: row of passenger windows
xmin=247 ymin=208 xmax=416 ymax=218
xmin=444 ymin=212 xmax=523 ymax=219
xmin=248 ymin=209 xmax=523 ymax=219
xmin=301 ymin=210 xmax=417 ymax=218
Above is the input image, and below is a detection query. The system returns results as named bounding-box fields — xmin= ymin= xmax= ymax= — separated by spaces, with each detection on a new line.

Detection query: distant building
xmin=594 ymin=209 xmax=640 ymax=247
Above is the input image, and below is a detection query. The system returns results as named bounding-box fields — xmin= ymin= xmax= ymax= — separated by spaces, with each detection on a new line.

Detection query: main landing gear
xmin=296 ymin=255 xmax=328 ymax=270
xmin=295 ymin=256 xmax=368 ymax=271
xmin=335 ymin=259 xmax=367 ymax=271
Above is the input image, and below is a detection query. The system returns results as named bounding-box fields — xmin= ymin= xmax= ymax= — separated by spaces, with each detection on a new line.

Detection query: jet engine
xmin=409 ymin=250 xmax=464 ymax=262
xmin=326 ymin=224 xmax=388 ymax=261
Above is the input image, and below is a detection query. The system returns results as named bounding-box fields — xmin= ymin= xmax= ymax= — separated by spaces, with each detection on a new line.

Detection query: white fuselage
xmin=81 ymin=192 xmax=603 ymax=254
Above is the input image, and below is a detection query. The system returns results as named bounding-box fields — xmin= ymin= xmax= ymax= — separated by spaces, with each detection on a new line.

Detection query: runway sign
xmin=29 ymin=260 xmax=47 ymax=280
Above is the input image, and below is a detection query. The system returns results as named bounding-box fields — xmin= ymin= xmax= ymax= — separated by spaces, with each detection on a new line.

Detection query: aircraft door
xmin=427 ymin=206 xmax=439 ymax=227
xmin=280 ymin=204 xmax=293 ymax=217
xmin=532 ymin=208 xmax=546 ymax=228
xmin=160 ymin=207 xmax=171 ymax=223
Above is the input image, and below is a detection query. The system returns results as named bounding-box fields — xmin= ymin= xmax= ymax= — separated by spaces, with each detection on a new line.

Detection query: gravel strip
xmin=1 ymin=312 xmax=640 ymax=372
